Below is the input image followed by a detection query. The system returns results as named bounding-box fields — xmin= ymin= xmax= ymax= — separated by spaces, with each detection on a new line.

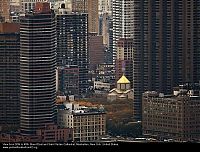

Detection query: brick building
xmin=142 ymin=83 xmax=200 ymax=142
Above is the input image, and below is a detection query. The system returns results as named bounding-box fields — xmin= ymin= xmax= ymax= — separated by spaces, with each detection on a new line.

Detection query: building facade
xmin=142 ymin=83 xmax=200 ymax=141
xmin=20 ymin=0 xmax=47 ymax=13
xmin=57 ymin=102 xmax=106 ymax=142
xmin=0 ymin=124 xmax=73 ymax=142
xmin=35 ymin=124 xmax=73 ymax=142
xmin=112 ymin=0 xmax=134 ymax=64
xmin=0 ymin=23 xmax=20 ymax=131
xmin=115 ymin=38 xmax=133 ymax=86
xmin=88 ymin=33 xmax=105 ymax=71
xmin=95 ymin=63 xmax=115 ymax=84
xmin=56 ymin=9 xmax=89 ymax=95
xmin=57 ymin=65 xmax=79 ymax=96
xmin=0 ymin=0 xmax=10 ymax=22
xmin=20 ymin=2 xmax=57 ymax=135
xmin=93 ymin=81 xmax=111 ymax=91
xmin=132 ymin=0 xmax=200 ymax=121
xmin=72 ymin=0 xmax=99 ymax=33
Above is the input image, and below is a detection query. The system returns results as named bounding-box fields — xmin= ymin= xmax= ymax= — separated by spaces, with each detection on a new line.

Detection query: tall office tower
xmin=72 ymin=0 xmax=99 ymax=33
xmin=132 ymin=0 xmax=200 ymax=121
xmin=106 ymin=16 xmax=113 ymax=64
xmin=20 ymin=0 xmax=47 ymax=13
xmin=99 ymin=0 xmax=112 ymax=14
xmin=0 ymin=23 xmax=20 ymax=131
xmin=0 ymin=0 xmax=10 ymax=22
xmin=194 ymin=1 xmax=200 ymax=83
xmin=112 ymin=0 xmax=134 ymax=64
xmin=56 ymin=8 xmax=89 ymax=96
xmin=99 ymin=0 xmax=112 ymax=46
xmin=115 ymin=38 xmax=133 ymax=87
xmin=98 ymin=0 xmax=112 ymax=64
xmin=20 ymin=2 xmax=56 ymax=135
xmin=88 ymin=33 xmax=105 ymax=71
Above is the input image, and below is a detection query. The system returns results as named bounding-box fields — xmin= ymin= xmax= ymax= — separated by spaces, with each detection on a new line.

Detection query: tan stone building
xmin=72 ymin=0 xmax=99 ymax=33
xmin=0 ymin=0 xmax=10 ymax=22
xmin=142 ymin=84 xmax=200 ymax=142
xmin=57 ymin=102 xmax=106 ymax=142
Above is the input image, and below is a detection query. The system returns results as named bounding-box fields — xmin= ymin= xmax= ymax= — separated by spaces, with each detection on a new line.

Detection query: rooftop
xmin=117 ymin=74 xmax=130 ymax=84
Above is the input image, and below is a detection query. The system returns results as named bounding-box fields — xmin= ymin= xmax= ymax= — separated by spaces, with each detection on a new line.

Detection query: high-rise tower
xmin=56 ymin=8 xmax=89 ymax=96
xmin=132 ymin=0 xmax=200 ymax=121
xmin=0 ymin=23 xmax=20 ymax=131
xmin=112 ymin=0 xmax=134 ymax=64
xmin=72 ymin=0 xmax=99 ymax=33
xmin=20 ymin=2 xmax=56 ymax=135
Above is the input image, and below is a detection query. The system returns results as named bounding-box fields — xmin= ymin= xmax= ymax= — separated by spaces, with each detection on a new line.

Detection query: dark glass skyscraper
xmin=56 ymin=9 xmax=89 ymax=96
xmin=0 ymin=23 xmax=20 ymax=131
xmin=20 ymin=2 xmax=56 ymax=135
xmin=132 ymin=0 xmax=200 ymax=121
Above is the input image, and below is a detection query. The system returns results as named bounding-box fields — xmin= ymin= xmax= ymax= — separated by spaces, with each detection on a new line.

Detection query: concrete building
xmin=20 ymin=0 xmax=47 ymax=13
xmin=132 ymin=0 xmax=200 ymax=121
xmin=57 ymin=102 xmax=106 ymax=142
xmin=0 ymin=23 xmax=20 ymax=131
xmin=56 ymin=7 xmax=89 ymax=96
xmin=95 ymin=63 xmax=115 ymax=84
xmin=93 ymin=81 xmax=111 ymax=91
xmin=107 ymin=74 xmax=133 ymax=102
xmin=0 ymin=0 xmax=10 ymax=22
xmin=142 ymin=83 xmax=200 ymax=142
xmin=88 ymin=33 xmax=105 ymax=71
xmin=20 ymin=2 xmax=56 ymax=135
xmin=115 ymin=38 xmax=133 ymax=86
xmin=98 ymin=0 xmax=112 ymax=14
xmin=98 ymin=0 xmax=112 ymax=48
xmin=57 ymin=65 xmax=79 ymax=96
xmin=112 ymin=0 xmax=134 ymax=64
xmin=10 ymin=0 xmax=20 ymax=13
xmin=72 ymin=0 xmax=99 ymax=34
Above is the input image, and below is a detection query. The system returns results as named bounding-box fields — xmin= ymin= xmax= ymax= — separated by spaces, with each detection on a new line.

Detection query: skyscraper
xmin=0 ymin=0 xmax=10 ymax=22
xmin=56 ymin=8 xmax=89 ymax=96
xmin=72 ymin=0 xmax=99 ymax=33
xmin=20 ymin=2 xmax=56 ymax=135
xmin=0 ymin=23 xmax=20 ymax=131
xmin=87 ymin=0 xmax=99 ymax=33
xmin=132 ymin=0 xmax=200 ymax=121
xmin=112 ymin=0 xmax=134 ymax=64
xmin=88 ymin=33 xmax=104 ymax=71
xmin=115 ymin=38 xmax=133 ymax=86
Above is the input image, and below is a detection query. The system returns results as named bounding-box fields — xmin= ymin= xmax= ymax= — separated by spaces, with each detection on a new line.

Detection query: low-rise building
xmin=142 ymin=83 xmax=200 ymax=142
xmin=36 ymin=124 xmax=73 ymax=142
xmin=0 ymin=124 xmax=73 ymax=142
xmin=94 ymin=81 xmax=111 ymax=91
xmin=57 ymin=102 xmax=106 ymax=142
xmin=107 ymin=74 xmax=133 ymax=101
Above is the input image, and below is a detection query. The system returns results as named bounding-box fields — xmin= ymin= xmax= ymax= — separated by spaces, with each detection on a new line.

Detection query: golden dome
xmin=117 ymin=74 xmax=130 ymax=84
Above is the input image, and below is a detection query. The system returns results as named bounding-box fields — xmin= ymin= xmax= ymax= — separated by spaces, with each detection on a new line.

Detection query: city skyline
xmin=0 ymin=0 xmax=200 ymax=145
